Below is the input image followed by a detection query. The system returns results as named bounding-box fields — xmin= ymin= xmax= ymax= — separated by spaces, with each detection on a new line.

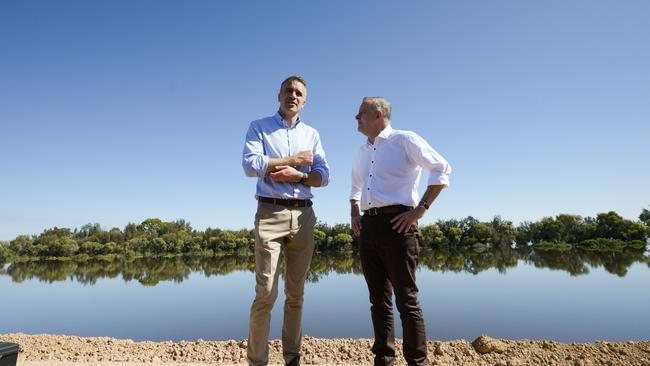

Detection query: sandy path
xmin=3 ymin=333 xmax=650 ymax=366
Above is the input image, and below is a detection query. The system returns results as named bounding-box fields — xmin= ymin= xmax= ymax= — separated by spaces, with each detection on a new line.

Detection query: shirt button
xmin=367 ymin=188 xmax=370 ymax=190
xmin=371 ymin=161 xmax=374 ymax=163
xmin=369 ymin=174 xmax=372 ymax=177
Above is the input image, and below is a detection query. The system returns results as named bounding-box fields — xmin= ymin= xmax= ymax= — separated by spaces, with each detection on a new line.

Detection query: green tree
xmin=0 ymin=241 xmax=12 ymax=262
xmin=595 ymin=211 xmax=646 ymax=241
xmin=47 ymin=237 xmax=79 ymax=257
xmin=515 ymin=221 xmax=534 ymax=247
xmin=461 ymin=218 xmax=491 ymax=246
xmin=9 ymin=235 xmax=34 ymax=256
xmin=35 ymin=227 xmax=74 ymax=257
xmin=640 ymin=207 xmax=650 ymax=226
xmin=183 ymin=235 xmax=205 ymax=254
xmin=79 ymin=241 xmax=103 ymax=255
xmin=139 ymin=218 xmax=165 ymax=237
xmin=595 ymin=211 xmax=627 ymax=239
xmin=419 ymin=224 xmax=447 ymax=247
xmin=313 ymin=229 xmax=328 ymax=248
xmin=330 ymin=233 xmax=354 ymax=251
xmin=622 ymin=222 xmax=647 ymax=242
xmin=127 ymin=236 xmax=150 ymax=254
xmin=150 ymin=237 xmax=168 ymax=255
xmin=554 ymin=214 xmax=584 ymax=243
xmin=124 ymin=223 xmax=141 ymax=240
xmin=436 ymin=219 xmax=463 ymax=246
xmin=639 ymin=207 xmax=650 ymax=237
xmin=489 ymin=216 xmax=517 ymax=247
xmin=74 ymin=223 xmax=102 ymax=239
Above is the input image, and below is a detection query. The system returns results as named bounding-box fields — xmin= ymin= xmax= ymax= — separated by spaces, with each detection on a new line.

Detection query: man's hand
xmin=292 ymin=150 xmax=313 ymax=167
xmin=351 ymin=215 xmax=362 ymax=237
xmin=265 ymin=150 xmax=313 ymax=176
xmin=390 ymin=207 xmax=426 ymax=233
xmin=269 ymin=165 xmax=303 ymax=182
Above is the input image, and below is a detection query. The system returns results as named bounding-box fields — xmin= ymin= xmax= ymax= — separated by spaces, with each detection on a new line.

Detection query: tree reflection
xmin=1 ymin=246 xmax=648 ymax=285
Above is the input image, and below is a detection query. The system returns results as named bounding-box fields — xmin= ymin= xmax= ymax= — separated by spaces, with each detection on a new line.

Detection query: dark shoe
xmin=285 ymin=355 xmax=300 ymax=366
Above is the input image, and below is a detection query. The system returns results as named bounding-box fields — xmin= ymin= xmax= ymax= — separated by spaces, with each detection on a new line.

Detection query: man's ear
xmin=375 ymin=110 xmax=382 ymax=119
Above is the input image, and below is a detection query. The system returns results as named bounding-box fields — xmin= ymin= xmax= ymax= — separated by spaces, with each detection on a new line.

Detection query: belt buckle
xmin=365 ymin=207 xmax=379 ymax=216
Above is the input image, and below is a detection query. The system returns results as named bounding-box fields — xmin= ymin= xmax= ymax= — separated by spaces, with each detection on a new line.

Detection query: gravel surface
xmin=2 ymin=333 xmax=650 ymax=365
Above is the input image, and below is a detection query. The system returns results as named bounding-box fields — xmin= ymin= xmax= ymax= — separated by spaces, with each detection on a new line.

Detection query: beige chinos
xmin=247 ymin=201 xmax=316 ymax=366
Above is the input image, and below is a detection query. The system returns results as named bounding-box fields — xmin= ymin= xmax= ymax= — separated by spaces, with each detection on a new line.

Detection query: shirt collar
xmin=274 ymin=112 xmax=302 ymax=129
xmin=367 ymin=125 xmax=394 ymax=146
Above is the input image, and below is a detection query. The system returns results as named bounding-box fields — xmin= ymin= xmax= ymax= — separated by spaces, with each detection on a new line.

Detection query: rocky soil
xmin=2 ymin=333 xmax=650 ymax=365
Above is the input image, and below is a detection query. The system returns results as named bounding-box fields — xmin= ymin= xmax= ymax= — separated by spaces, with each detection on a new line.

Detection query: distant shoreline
xmin=3 ymin=333 xmax=649 ymax=366
xmin=2 ymin=210 xmax=648 ymax=264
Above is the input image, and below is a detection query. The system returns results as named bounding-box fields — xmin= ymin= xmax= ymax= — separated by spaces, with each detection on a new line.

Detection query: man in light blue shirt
xmin=242 ymin=76 xmax=329 ymax=366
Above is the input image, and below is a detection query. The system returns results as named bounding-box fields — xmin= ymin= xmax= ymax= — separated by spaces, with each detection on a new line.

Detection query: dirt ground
xmin=2 ymin=333 xmax=650 ymax=366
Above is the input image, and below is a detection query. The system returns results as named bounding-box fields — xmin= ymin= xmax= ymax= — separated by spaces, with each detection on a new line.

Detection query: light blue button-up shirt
xmin=242 ymin=113 xmax=330 ymax=200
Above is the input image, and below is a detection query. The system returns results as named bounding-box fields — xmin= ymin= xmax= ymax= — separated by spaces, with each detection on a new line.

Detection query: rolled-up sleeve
xmin=311 ymin=132 xmax=330 ymax=187
xmin=404 ymin=132 xmax=451 ymax=187
xmin=242 ymin=123 xmax=268 ymax=177
xmin=350 ymin=149 xmax=363 ymax=200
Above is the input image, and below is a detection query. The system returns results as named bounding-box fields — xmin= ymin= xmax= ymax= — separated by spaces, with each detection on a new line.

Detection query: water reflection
xmin=1 ymin=246 xmax=648 ymax=285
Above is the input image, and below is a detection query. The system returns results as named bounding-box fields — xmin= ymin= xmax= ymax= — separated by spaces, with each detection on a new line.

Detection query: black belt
xmin=258 ymin=196 xmax=313 ymax=208
xmin=363 ymin=204 xmax=412 ymax=216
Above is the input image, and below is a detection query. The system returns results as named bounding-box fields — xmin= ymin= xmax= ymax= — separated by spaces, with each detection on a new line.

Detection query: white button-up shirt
xmin=350 ymin=125 xmax=451 ymax=211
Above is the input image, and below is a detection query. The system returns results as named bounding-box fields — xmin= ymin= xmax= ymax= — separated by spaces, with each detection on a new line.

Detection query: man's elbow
xmin=312 ymin=170 xmax=329 ymax=187
xmin=242 ymin=155 xmax=267 ymax=178
xmin=242 ymin=162 xmax=262 ymax=178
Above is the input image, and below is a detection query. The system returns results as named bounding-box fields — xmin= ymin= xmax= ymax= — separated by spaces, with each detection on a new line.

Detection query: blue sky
xmin=1 ymin=0 xmax=649 ymax=240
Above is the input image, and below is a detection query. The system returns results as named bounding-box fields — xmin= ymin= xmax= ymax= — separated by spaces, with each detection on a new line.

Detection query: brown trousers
xmin=247 ymin=202 xmax=316 ymax=366
xmin=360 ymin=213 xmax=429 ymax=366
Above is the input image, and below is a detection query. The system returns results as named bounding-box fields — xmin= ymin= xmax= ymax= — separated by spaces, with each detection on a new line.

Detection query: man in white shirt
xmin=350 ymin=97 xmax=451 ymax=366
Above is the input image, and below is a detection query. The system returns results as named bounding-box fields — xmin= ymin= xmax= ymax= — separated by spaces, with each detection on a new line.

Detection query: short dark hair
xmin=280 ymin=75 xmax=307 ymax=90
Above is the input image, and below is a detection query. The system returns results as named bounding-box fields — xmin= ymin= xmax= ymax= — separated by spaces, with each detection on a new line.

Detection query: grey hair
xmin=363 ymin=97 xmax=392 ymax=121
xmin=281 ymin=75 xmax=307 ymax=90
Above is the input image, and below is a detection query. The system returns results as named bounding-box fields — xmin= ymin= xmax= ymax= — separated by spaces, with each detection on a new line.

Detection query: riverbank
xmin=2 ymin=333 xmax=650 ymax=365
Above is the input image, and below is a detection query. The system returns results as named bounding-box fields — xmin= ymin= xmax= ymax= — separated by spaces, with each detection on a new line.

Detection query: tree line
xmin=1 ymin=208 xmax=648 ymax=263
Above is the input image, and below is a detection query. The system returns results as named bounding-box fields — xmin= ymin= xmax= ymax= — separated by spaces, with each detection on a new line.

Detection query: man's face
xmin=355 ymin=102 xmax=380 ymax=138
xmin=278 ymin=80 xmax=307 ymax=117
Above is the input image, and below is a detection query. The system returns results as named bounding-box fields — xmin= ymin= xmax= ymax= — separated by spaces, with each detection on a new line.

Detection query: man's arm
xmin=266 ymin=150 xmax=313 ymax=175
xmin=269 ymin=166 xmax=323 ymax=186
xmin=242 ymin=121 xmax=314 ymax=178
xmin=242 ymin=124 xmax=268 ymax=177
xmin=390 ymin=184 xmax=445 ymax=233
xmin=269 ymin=130 xmax=329 ymax=187
xmin=351 ymin=199 xmax=362 ymax=237
xmin=403 ymin=132 xmax=451 ymax=187
xmin=389 ymin=132 xmax=451 ymax=233
xmin=350 ymin=150 xmax=364 ymax=236
xmin=308 ymin=131 xmax=330 ymax=187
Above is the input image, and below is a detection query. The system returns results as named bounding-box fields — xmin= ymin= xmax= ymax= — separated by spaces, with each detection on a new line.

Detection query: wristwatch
xmin=299 ymin=172 xmax=309 ymax=184
xmin=418 ymin=199 xmax=430 ymax=210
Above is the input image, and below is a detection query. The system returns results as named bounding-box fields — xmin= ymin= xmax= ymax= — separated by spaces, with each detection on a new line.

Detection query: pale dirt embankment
xmin=2 ymin=333 xmax=650 ymax=366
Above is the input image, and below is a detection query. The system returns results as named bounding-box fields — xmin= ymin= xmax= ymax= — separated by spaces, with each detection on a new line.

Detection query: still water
xmin=1 ymin=249 xmax=649 ymax=342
